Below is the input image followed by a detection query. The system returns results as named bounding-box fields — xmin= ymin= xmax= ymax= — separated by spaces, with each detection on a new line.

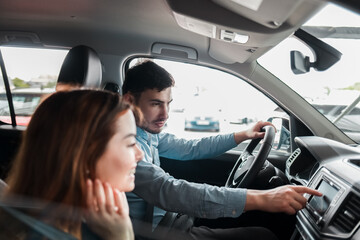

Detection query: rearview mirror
xmin=290 ymin=28 xmax=342 ymax=75
xmin=290 ymin=51 xmax=310 ymax=74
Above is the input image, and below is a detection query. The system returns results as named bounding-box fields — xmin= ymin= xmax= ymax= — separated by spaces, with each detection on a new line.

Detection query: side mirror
xmin=268 ymin=117 xmax=291 ymax=152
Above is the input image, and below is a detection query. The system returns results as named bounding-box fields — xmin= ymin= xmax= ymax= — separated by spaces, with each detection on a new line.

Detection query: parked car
xmin=0 ymin=89 xmax=52 ymax=126
xmin=1 ymin=1 xmax=360 ymax=240
xmin=185 ymin=115 xmax=220 ymax=132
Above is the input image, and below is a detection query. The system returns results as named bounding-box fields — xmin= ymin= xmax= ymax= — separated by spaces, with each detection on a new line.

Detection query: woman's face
xmin=96 ymin=110 xmax=143 ymax=192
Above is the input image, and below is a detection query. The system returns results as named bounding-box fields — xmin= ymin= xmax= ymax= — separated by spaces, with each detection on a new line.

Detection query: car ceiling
xmin=0 ymin=0 xmax=326 ymax=64
xmin=1 ymin=0 xmax=358 ymax=145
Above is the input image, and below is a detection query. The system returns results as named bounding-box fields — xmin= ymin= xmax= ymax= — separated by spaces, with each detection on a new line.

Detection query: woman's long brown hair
xmin=6 ymin=89 xmax=141 ymax=236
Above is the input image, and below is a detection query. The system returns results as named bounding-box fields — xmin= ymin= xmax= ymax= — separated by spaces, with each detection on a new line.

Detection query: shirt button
xmin=232 ymin=210 xmax=236 ymax=215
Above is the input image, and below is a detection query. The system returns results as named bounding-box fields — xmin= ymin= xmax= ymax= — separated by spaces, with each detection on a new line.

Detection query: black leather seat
xmin=0 ymin=125 xmax=23 ymax=179
xmin=0 ymin=45 xmax=102 ymax=180
xmin=103 ymin=82 xmax=120 ymax=93
xmin=57 ymin=45 xmax=102 ymax=88
xmin=0 ymin=178 xmax=7 ymax=195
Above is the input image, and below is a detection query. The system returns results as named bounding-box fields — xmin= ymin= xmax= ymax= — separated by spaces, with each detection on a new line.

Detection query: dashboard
xmin=285 ymin=136 xmax=360 ymax=240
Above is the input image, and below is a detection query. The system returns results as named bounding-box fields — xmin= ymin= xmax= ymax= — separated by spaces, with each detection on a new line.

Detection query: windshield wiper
xmin=333 ymin=93 xmax=360 ymax=124
xmin=302 ymin=26 xmax=360 ymax=39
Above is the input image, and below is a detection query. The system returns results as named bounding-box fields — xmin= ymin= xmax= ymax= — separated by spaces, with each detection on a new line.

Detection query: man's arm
xmin=133 ymin=160 xmax=247 ymax=219
xmin=158 ymin=121 xmax=274 ymax=160
xmin=233 ymin=121 xmax=275 ymax=144
xmin=158 ymin=132 xmax=237 ymax=160
xmin=133 ymin=161 xmax=321 ymax=218
xmin=245 ymin=185 xmax=322 ymax=214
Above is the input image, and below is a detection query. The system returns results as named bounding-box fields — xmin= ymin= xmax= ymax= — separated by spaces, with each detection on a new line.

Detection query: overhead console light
xmin=220 ymin=30 xmax=249 ymax=44
xmin=230 ymin=0 xmax=262 ymax=11
xmin=173 ymin=12 xmax=216 ymax=38
xmin=174 ymin=12 xmax=248 ymax=44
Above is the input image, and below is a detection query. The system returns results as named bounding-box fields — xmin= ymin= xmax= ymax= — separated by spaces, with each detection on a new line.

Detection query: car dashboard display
xmin=285 ymin=136 xmax=360 ymax=240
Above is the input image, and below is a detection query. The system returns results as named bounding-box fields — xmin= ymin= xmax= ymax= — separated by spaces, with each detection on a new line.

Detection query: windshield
xmin=259 ymin=3 xmax=360 ymax=143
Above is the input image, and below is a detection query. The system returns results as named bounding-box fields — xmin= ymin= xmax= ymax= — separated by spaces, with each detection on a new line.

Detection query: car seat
xmin=57 ymin=45 xmax=102 ymax=88
xmin=0 ymin=179 xmax=7 ymax=196
xmin=103 ymin=82 xmax=120 ymax=93
xmin=0 ymin=45 xmax=103 ymax=180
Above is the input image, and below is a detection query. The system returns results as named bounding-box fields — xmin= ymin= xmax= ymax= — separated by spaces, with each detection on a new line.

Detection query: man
xmin=123 ymin=61 xmax=321 ymax=240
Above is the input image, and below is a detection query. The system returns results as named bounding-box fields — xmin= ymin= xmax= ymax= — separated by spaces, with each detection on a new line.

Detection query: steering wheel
xmin=225 ymin=125 xmax=275 ymax=188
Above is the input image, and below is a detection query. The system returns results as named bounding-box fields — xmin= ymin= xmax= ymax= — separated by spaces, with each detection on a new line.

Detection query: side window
xmin=0 ymin=47 xmax=68 ymax=126
xmin=129 ymin=58 xmax=289 ymax=153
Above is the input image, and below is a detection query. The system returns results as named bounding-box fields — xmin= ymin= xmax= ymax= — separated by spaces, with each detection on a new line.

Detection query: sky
xmin=0 ymin=47 xmax=67 ymax=82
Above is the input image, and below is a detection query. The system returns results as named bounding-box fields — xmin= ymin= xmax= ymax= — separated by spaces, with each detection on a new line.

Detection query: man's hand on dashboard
xmin=245 ymin=185 xmax=322 ymax=215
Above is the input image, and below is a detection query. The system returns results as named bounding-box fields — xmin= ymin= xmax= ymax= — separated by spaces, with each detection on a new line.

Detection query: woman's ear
xmin=123 ymin=93 xmax=134 ymax=104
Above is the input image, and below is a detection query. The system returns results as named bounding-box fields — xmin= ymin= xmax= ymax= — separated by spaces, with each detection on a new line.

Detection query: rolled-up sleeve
xmin=133 ymin=160 xmax=247 ymax=219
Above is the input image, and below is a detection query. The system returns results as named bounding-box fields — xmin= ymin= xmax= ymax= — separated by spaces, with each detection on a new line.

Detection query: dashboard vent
xmin=331 ymin=192 xmax=360 ymax=233
xmin=348 ymin=159 xmax=360 ymax=168
xmin=286 ymin=148 xmax=301 ymax=167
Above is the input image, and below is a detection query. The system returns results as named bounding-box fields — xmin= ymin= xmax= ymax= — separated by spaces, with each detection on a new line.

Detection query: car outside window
xmin=0 ymin=47 xmax=68 ymax=126
xmin=129 ymin=58 xmax=286 ymax=153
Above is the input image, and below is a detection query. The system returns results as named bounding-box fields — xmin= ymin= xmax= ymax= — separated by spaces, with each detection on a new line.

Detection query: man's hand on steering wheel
xmin=234 ymin=121 xmax=276 ymax=144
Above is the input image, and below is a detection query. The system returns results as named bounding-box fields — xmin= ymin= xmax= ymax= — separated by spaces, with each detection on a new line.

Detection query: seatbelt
xmin=145 ymin=133 xmax=155 ymax=232
xmin=0 ymin=205 xmax=77 ymax=240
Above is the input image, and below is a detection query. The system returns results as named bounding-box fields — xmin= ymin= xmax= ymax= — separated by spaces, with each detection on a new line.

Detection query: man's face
xmin=136 ymin=87 xmax=172 ymax=134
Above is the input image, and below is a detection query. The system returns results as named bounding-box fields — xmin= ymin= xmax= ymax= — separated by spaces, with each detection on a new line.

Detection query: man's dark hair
xmin=122 ymin=60 xmax=175 ymax=98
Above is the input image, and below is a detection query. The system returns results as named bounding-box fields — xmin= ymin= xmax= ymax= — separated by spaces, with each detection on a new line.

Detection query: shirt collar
xmin=136 ymin=126 xmax=149 ymax=140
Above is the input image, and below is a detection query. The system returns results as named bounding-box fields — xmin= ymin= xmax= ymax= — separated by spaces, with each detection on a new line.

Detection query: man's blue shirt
xmin=127 ymin=127 xmax=247 ymax=231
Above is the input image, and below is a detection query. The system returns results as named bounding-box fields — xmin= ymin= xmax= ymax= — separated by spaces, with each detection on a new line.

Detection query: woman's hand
xmin=85 ymin=179 xmax=134 ymax=240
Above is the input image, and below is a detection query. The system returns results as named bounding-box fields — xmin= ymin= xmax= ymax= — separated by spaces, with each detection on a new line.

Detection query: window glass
xmin=0 ymin=47 xmax=68 ymax=126
xmin=258 ymin=4 xmax=360 ymax=143
xmin=129 ymin=58 xmax=286 ymax=153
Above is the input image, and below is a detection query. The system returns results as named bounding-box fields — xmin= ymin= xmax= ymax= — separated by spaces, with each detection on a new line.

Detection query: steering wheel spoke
xmin=225 ymin=126 xmax=275 ymax=188
xmin=234 ymin=155 xmax=254 ymax=178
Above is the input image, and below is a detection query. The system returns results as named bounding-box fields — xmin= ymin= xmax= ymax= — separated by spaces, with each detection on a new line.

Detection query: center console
xmin=293 ymin=167 xmax=360 ymax=240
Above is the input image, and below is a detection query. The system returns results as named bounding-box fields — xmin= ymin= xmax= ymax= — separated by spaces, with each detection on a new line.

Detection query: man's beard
xmin=140 ymin=120 xmax=163 ymax=134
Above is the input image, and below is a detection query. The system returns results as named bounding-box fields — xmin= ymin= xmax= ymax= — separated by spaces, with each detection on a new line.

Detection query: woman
xmin=1 ymin=90 xmax=144 ymax=239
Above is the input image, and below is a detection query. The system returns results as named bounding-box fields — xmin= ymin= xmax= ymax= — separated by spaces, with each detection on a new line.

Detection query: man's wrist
xmin=244 ymin=189 xmax=264 ymax=211
xmin=234 ymin=131 xmax=248 ymax=144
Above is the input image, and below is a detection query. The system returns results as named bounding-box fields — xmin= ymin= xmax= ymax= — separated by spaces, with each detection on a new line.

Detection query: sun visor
xmin=208 ymin=39 xmax=254 ymax=64
xmin=167 ymin=0 xmax=325 ymax=63
xmin=212 ymin=0 xmax=303 ymax=29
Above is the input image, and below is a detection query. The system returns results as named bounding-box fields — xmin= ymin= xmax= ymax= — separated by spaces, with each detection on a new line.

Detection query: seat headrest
xmin=103 ymin=82 xmax=120 ymax=93
xmin=57 ymin=45 xmax=102 ymax=88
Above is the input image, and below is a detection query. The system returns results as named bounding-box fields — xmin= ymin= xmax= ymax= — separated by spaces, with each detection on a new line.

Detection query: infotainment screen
xmin=308 ymin=179 xmax=338 ymax=216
